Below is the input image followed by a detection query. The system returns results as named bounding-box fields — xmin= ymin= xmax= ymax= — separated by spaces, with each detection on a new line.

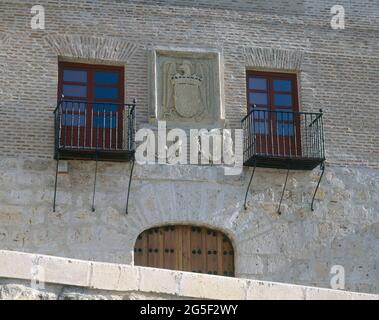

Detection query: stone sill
xmin=0 ymin=250 xmax=377 ymax=300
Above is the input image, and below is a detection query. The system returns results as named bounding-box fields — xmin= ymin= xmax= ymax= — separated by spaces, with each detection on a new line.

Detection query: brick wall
xmin=0 ymin=0 xmax=378 ymax=167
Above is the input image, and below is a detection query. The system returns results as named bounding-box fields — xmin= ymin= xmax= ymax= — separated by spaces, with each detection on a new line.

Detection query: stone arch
xmin=133 ymin=224 xmax=235 ymax=277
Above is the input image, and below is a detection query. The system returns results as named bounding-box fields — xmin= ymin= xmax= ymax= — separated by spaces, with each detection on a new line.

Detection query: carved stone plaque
xmin=149 ymin=48 xmax=224 ymax=127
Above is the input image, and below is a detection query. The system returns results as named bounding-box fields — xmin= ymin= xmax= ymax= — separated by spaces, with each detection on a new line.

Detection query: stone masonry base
xmin=0 ymin=250 xmax=378 ymax=300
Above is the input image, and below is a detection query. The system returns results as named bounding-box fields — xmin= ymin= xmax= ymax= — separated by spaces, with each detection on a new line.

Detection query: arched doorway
xmin=134 ymin=225 xmax=234 ymax=276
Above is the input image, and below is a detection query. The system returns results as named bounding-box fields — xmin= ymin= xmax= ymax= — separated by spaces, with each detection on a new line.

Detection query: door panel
xmin=134 ymin=225 xmax=235 ymax=277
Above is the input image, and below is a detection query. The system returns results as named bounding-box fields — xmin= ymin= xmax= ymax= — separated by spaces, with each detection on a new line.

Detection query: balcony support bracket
xmin=53 ymin=154 xmax=60 ymax=213
xmin=125 ymin=158 xmax=135 ymax=215
xmin=277 ymin=165 xmax=290 ymax=215
xmin=244 ymin=159 xmax=257 ymax=210
xmin=91 ymin=153 xmax=98 ymax=212
xmin=311 ymin=161 xmax=325 ymax=211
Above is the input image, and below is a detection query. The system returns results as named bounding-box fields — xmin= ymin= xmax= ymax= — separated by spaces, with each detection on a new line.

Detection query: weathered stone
xmin=1 ymin=251 xmax=378 ymax=300
xmin=179 ymin=272 xmax=246 ymax=299
xmin=0 ymin=206 xmax=22 ymax=225
xmin=0 ymin=284 xmax=57 ymax=300
xmin=139 ymin=267 xmax=178 ymax=295
xmin=246 ymin=281 xmax=305 ymax=300
xmin=150 ymin=48 xmax=224 ymax=126
xmin=238 ymin=254 xmax=265 ymax=274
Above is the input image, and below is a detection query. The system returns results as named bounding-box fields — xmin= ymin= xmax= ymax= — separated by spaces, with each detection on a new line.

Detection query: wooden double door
xmin=134 ymin=225 xmax=234 ymax=277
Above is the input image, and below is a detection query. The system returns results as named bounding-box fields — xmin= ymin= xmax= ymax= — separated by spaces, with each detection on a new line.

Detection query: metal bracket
xmin=243 ymin=159 xmax=256 ymax=210
xmin=53 ymin=154 xmax=60 ymax=212
xmin=311 ymin=161 xmax=325 ymax=211
xmin=277 ymin=166 xmax=290 ymax=215
xmin=91 ymin=153 xmax=98 ymax=212
xmin=125 ymin=159 xmax=135 ymax=215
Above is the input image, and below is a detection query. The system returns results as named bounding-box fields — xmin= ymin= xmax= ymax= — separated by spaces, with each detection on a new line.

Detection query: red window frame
xmin=58 ymin=61 xmax=124 ymax=103
xmin=246 ymin=71 xmax=301 ymax=157
xmin=246 ymin=70 xmax=299 ymax=114
xmin=57 ymin=62 xmax=125 ymax=150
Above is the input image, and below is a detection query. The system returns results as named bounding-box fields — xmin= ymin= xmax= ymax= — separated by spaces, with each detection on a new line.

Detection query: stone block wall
xmin=0 ymin=158 xmax=378 ymax=293
xmin=1 ymin=250 xmax=378 ymax=300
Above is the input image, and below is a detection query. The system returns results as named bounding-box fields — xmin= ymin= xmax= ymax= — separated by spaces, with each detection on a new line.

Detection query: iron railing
xmin=242 ymin=108 xmax=325 ymax=164
xmin=54 ymin=100 xmax=136 ymax=154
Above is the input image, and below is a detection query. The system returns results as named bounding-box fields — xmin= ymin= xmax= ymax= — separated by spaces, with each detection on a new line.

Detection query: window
xmin=246 ymin=71 xmax=299 ymax=136
xmin=58 ymin=62 xmax=124 ymax=149
xmin=246 ymin=71 xmax=301 ymax=156
xmin=59 ymin=62 xmax=124 ymax=101
xmin=134 ymin=225 xmax=234 ymax=277
xmin=59 ymin=62 xmax=124 ymax=128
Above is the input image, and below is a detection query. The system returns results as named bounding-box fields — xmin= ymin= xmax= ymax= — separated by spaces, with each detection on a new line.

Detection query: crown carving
xmin=171 ymin=74 xmax=202 ymax=85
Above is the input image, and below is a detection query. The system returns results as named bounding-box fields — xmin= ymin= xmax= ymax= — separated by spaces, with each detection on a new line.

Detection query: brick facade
xmin=0 ymin=0 xmax=378 ymax=167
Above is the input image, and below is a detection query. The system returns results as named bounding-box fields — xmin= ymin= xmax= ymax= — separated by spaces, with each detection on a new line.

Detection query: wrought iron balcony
xmin=54 ymin=100 xmax=136 ymax=162
xmin=241 ymin=108 xmax=325 ymax=170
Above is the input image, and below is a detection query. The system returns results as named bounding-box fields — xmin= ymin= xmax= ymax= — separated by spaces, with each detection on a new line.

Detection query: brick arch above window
xmin=244 ymin=47 xmax=304 ymax=71
xmin=134 ymin=225 xmax=235 ymax=277
xmin=44 ymin=35 xmax=138 ymax=63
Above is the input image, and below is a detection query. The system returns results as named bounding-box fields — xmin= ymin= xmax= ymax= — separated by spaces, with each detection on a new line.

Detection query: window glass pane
xmin=93 ymin=104 xmax=118 ymax=113
xmin=62 ymin=114 xmax=85 ymax=126
xmin=273 ymin=79 xmax=292 ymax=92
xmin=94 ymin=71 xmax=119 ymax=85
xmin=94 ymin=86 xmax=118 ymax=99
xmin=252 ymin=108 xmax=269 ymax=134
xmin=63 ymin=84 xmax=87 ymax=98
xmin=274 ymin=94 xmax=292 ymax=107
xmin=253 ymin=121 xmax=269 ymax=134
xmin=274 ymin=108 xmax=294 ymax=136
xmin=275 ymin=109 xmax=293 ymax=121
xmin=249 ymin=92 xmax=268 ymax=106
xmin=276 ymin=123 xmax=294 ymax=136
xmin=253 ymin=110 xmax=268 ymax=120
xmin=63 ymin=70 xmax=87 ymax=83
xmin=94 ymin=115 xmax=116 ymax=128
xmin=248 ymin=77 xmax=267 ymax=90
xmin=61 ymin=102 xmax=86 ymax=112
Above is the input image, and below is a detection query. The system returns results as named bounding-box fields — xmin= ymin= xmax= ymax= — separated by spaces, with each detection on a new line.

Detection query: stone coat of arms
xmin=162 ymin=60 xmax=208 ymax=121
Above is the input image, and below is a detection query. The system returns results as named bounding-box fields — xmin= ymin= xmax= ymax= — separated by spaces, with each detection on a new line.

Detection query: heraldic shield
xmin=171 ymin=62 xmax=205 ymax=118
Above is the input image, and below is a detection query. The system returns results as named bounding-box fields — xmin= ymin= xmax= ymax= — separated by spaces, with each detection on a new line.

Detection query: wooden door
xmin=134 ymin=225 xmax=234 ymax=277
